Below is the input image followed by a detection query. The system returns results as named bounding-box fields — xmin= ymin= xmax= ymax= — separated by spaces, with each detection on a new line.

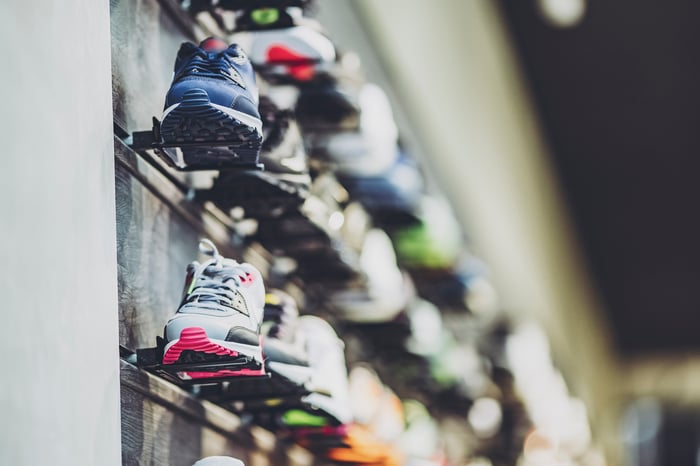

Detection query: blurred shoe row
xmin=145 ymin=28 xmax=478 ymax=302
xmin=128 ymin=1 xmax=528 ymax=463
xmin=145 ymin=18 xmax=492 ymax=284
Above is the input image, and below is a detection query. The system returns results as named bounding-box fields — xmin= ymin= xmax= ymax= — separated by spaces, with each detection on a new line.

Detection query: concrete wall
xmin=0 ymin=1 xmax=121 ymax=465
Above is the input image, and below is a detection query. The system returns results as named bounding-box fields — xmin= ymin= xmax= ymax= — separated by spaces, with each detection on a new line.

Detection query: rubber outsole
xmin=160 ymin=89 xmax=263 ymax=170
xmin=162 ymin=327 xmax=265 ymax=380
xmin=201 ymin=366 xmax=311 ymax=404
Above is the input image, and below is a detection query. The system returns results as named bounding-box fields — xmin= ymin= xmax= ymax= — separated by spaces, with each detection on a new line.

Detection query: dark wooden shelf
xmin=121 ymin=360 xmax=313 ymax=466
xmin=111 ymin=1 xmax=313 ymax=463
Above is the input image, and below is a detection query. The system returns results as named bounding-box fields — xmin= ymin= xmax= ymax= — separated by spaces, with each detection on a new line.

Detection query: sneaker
xmin=162 ymin=239 xmax=266 ymax=380
xmin=183 ymin=0 xmax=311 ymax=19
xmin=233 ymin=2 xmax=314 ymax=31
xmin=312 ymin=366 xmax=405 ymax=465
xmin=256 ymin=96 xmax=311 ymax=182
xmin=262 ymin=290 xmax=352 ymax=424
xmin=192 ymin=457 xmax=245 ymax=466
xmin=203 ymin=290 xmax=353 ymax=424
xmin=198 ymin=94 xmax=311 ymax=216
xmin=262 ymin=288 xmax=300 ymax=341
xmin=308 ymin=83 xmax=399 ymax=177
xmin=404 ymin=300 xmax=484 ymax=391
xmin=390 ymin=195 xmax=463 ymax=271
xmin=411 ymin=257 xmax=500 ymax=316
xmin=336 ymin=149 xmax=425 ymax=228
xmin=160 ymin=37 xmax=263 ymax=170
xmin=404 ymin=299 xmax=447 ymax=358
xmin=347 ymin=366 xmax=405 ymax=443
xmin=330 ymin=229 xmax=414 ymax=323
xmin=295 ymin=51 xmax=364 ymax=133
xmin=293 ymin=315 xmax=352 ymax=423
xmin=253 ymin=174 xmax=363 ymax=282
xmin=324 ymin=424 xmax=404 ymax=466
xmin=399 ymin=400 xmax=445 ymax=464
xmin=259 ymin=289 xmax=312 ymax=390
xmin=232 ymin=24 xmax=335 ymax=83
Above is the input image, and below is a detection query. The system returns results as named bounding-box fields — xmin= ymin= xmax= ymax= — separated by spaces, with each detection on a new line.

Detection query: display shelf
xmin=115 ymin=132 xmax=313 ymax=464
xmin=121 ymin=360 xmax=313 ymax=466
xmin=111 ymin=1 xmax=317 ymax=462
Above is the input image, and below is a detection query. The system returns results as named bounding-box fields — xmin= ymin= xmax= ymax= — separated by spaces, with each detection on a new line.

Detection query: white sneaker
xmin=232 ymin=25 xmax=336 ymax=82
xmin=331 ymin=229 xmax=414 ymax=322
xmin=261 ymin=291 xmax=353 ymax=424
xmin=323 ymin=83 xmax=400 ymax=177
xmin=192 ymin=457 xmax=245 ymax=466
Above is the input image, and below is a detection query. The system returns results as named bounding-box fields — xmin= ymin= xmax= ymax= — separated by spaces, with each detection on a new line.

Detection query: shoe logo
xmin=239 ymin=272 xmax=256 ymax=287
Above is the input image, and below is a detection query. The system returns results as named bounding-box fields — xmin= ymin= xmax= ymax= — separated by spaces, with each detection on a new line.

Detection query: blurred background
xmin=3 ymin=0 xmax=700 ymax=465
xmin=317 ymin=0 xmax=700 ymax=465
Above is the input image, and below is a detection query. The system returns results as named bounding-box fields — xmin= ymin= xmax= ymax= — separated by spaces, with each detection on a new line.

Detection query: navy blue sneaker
xmin=160 ymin=37 xmax=263 ymax=170
xmin=337 ymin=149 xmax=425 ymax=228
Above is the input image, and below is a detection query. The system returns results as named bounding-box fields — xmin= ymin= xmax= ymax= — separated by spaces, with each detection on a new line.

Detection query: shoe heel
xmin=160 ymin=89 xmax=263 ymax=170
xmin=162 ymin=327 xmax=266 ymax=380
xmin=178 ymin=89 xmax=211 ymax=110
xmin=163 ymin=327 xmax=239 ymax=365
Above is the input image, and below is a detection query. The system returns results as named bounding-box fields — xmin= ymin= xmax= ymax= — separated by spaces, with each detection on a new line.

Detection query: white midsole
xmin=301 ymin=393 xmax=353 ymax=424
xmin=268 ymin=361 xmax=338 ymax=397
xmin=162 ymin=102 xmax=179 ymax=120
xmin=164 ymin=337 xmax=263 ymax=364
xmin=267 ymin=361 xmax=313 ymax=385
xmin=161 ymin=102 xmax=263 ymax=135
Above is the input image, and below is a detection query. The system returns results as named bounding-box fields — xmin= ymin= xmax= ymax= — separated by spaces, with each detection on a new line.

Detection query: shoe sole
xmin=199 ymin=363 xmax=312 ymax=408
xmin=196 ymin=359 xmax=345 ymax=418
xmin=162 ymin=327 xmax=265 ymax=380
xmin=160 ymin=88 xmax=263 ymax=170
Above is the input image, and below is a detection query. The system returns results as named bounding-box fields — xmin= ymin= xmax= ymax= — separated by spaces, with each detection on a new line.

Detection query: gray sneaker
xmin=162 ymin=239 xmax=266 ymax=380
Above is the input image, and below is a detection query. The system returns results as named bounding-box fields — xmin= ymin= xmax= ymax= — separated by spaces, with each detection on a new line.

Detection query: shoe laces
xmin=177 ymin=48 xmax=246 ymax=86
xmin=183 ymin=239 xmax=249 ymax=315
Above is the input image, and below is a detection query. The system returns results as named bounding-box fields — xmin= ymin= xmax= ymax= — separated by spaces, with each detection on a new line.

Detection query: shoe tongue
xmin=199 ymin=37 xmax=229 ymax=52
xmin=203 ymin=261 xmax=242 ymax=284
xmin=205 ymin=264 xmax=233 ymax=278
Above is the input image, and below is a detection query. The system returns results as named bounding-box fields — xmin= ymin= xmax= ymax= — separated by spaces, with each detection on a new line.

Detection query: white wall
xmin=0 ymin=1 xmax=121 ymax=465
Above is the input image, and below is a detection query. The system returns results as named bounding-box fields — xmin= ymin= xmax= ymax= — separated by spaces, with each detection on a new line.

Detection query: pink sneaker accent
xmin=200 ymin=37 xmax=228 ymax=52
xmin=179 ymin=367 xmax=267 ymax=379
xmin=163 ymin=327 xmax=239 ymax=365
xmin=266 ymin=45 xmax=315 ymax=81
xmin=292 ymin=424 xmax=349 ymax=437
xmin=238 ymin=272 xmax=256 ymax=286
